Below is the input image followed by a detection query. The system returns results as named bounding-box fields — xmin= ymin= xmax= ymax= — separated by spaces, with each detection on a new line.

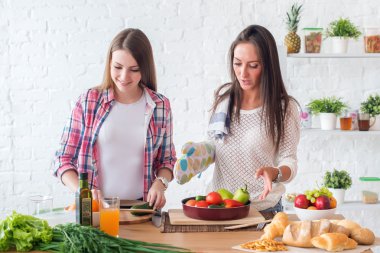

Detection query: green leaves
xmin=323 ymin=169 xmax=352 ymax=190
xmin=286 ymin=3 xmax=302 ymax=32
xmin=325 ymin=17 xmax=362 ymax=39
xmin=361 ymin=94 xmax=380 ymax=117
xmin=0 ymin=211 xmax=53 ymax=252
xmin=307 ymin=96 xmax=348 ymax=115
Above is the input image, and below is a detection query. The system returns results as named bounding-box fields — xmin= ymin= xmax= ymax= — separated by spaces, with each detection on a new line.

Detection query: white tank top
xmin=98 ymin=94 xmax=146 ymax=200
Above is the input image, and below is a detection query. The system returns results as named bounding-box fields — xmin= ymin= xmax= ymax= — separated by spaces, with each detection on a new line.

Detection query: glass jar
xmin=364 ymin=27 xmax=380 ymax=53
xmin=303 ymin=28 xmax=323 ymax=53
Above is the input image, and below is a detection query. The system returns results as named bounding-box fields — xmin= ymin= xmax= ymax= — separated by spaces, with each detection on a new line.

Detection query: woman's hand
xmin=255 ymin=167 xmax=278 ymax=200
xmin=147 ymin=181 xmax=166 ymax=210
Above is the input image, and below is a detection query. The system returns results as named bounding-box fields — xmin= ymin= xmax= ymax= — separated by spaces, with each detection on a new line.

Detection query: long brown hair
xmin=211 ymin=25 xmax=296 ymax=152
xmin=98 ymin=28 xmax=157 ymax=91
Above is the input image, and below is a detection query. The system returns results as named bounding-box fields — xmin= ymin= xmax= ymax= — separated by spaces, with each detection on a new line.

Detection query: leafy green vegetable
xmin=36 ymin=223 xmax=191 ymax=253
xmin=323 ymin=169 xmax=352 ymax=190
xmin=0 ymin=211 xmax=52 ymax=252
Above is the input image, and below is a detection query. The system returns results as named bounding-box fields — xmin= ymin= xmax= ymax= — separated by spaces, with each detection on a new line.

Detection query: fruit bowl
xmin=181 ymin=197 xmax=250 ymax=221
xmin=294 ymin=206 xmax=336 ymax=221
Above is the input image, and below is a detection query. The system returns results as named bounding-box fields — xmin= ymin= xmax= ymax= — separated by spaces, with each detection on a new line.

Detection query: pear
xmin=217 ymin=188 xmax=234 ymax=200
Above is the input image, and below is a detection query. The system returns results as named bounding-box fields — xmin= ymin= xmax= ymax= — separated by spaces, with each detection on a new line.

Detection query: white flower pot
xmin=331 ymin=37 xmax=349 ymax=53
xmin=320 ymin=113 xmax=337 ymax=130
xmin=369 ymin=115 xmax=380 ymax=131
xmin=328 ymin=188 xmax=346 ymax=207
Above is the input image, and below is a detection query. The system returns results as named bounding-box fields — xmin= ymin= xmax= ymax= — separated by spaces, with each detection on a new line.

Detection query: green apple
xmin=217 ymin=188 xmax=234 ymax=200
xmin=233 ymin=184 xmax=250 ymax=204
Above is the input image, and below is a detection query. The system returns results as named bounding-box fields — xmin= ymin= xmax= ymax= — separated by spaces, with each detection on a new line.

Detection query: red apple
xmin=315 ymin=195 xmax=331 ymax=210
xmin=294 ymin=194 xmax=310 ymax=209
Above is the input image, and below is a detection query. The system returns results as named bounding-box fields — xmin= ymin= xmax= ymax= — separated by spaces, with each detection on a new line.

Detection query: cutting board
xmin=119 ymin=210 xmax=152 ymax=224
xmin=168 ymin=208 xmax=265 ymax=225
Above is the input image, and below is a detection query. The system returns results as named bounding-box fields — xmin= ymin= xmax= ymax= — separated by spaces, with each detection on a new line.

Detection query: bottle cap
xmin=79 ymin=172 xmax=88 ymax=180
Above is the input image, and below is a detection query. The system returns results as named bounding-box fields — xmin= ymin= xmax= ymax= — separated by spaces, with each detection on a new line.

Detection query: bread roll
xmin=331 ymin=219 xmax=375 ymax=245
xmin=311 ymin=233 xmax=357 ymax=252
xmin=260 ymin=212 xmax=289 ymax=240
xmin=282 ymin=219 xmax=350 ymax=248
xmin=351 ymin=228 xmax=375 ymax=245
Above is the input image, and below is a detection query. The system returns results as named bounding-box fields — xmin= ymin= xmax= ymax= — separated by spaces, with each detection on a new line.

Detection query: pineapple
xmin=284 ymin=3 xmax=302 ymax=54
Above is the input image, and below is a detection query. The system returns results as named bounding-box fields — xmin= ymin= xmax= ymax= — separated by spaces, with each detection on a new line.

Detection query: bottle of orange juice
xmin=75 ymin=172 xmax=92 ymax=226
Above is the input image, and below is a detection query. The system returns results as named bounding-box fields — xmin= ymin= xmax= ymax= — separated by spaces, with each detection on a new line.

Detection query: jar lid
xmin=303 ymin=27 xmax=323 ymax=31
xmin=359 ymin=177 xmax=380 ymax=181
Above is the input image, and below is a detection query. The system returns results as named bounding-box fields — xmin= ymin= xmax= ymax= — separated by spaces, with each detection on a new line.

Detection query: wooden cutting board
xmin=119 ymin=210 xmax=152 ymax=224
xmin=168 ymin=208 xmax=265 ymax=225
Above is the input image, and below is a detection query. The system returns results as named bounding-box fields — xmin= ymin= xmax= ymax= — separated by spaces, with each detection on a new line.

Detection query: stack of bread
xmin=261 ymin=212 xmax=376 ymax=252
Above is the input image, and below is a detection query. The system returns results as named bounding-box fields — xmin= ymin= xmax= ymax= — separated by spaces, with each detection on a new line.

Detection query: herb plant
xmin=325 ymin=17 xmax=362 ymax=39
xmin=361 ymin=94 xmax=380 ymax=117
xmin=307 ymin=96 xmax=348 ymax=115
xmin=323 ymin=169 xmax=352 ymax=190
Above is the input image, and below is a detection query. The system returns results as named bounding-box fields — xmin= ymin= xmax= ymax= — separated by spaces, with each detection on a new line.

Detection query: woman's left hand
xmin=147 ymin=181 xmax=166 ymax=210
xmin=255 ymin=167 xmax=278 ymax=200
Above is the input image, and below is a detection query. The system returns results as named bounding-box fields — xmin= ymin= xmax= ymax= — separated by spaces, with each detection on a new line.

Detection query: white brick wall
xmin=1 ymin=0 xmax=380 ymax=234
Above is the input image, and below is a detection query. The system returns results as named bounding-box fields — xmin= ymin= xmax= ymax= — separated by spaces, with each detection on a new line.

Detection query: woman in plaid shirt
xmin=54 ymin=28 xmax=176 ymax=210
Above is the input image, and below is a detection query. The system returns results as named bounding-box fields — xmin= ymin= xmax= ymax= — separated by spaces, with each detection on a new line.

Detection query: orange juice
xmin=100 ymin=208 xmax=120 ymax=236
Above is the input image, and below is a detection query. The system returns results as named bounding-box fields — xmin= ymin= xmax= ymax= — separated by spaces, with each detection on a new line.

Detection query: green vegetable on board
xmin=130 ymin=203 xmax=154 ymax=216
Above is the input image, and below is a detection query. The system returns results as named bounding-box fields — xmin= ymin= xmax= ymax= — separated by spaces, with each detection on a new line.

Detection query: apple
xmin=315 ymin=195 xmax=331 ymax=210
xmin=294 ymin=194 xmax=310 ymax=209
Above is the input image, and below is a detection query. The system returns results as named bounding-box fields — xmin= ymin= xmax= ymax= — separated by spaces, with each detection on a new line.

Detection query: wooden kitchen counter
xmin=120 ymin=221 xmax=263 ymax=253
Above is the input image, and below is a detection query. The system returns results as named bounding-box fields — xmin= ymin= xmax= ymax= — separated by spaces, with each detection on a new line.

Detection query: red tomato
xmin=195 ymin=200 xmax=209 ymax=208
xmin=223 ymin=199 xmax=244 ymax=208
xmin=206 ymin=192 xmax=223 ymax=205
xmin=185 ymin=199 xmax=197 ymax=206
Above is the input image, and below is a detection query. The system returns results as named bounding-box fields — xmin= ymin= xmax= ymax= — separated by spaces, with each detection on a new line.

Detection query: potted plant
xmin=325 ymin=17 xmax=362 ymax=53
xmin=307 ymin=96 xmax=348 ymax=130
xmin=323 ymin=169 xmax=352 ymax=206
xmin=361 ymin=94 xmax=380 ymax=130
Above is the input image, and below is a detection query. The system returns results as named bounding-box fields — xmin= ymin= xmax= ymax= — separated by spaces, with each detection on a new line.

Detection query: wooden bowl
xmin=182 ymin=197 xmax=250 ymax=221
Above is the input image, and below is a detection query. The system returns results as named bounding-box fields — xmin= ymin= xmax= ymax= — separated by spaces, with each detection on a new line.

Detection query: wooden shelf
xmin=301 ymin=128 xmax=380 ymax=135
xmin=287 ymin=53 xmax=380 ymax=58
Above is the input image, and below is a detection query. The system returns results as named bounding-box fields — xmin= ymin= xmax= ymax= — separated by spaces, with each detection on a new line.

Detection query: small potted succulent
xmin=361 ymin=94 xmax=380 ymax=130
xmin=307 ymin=96 xmax=348 ymax=130
xmin=325 ymin=17 xmax=362 ymax=53
xmin=323 ymin=169 xmax=352 ymax=206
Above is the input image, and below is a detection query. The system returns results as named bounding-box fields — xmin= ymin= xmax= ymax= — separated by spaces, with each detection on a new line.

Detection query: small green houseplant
xmin=323 ymin=169 xmax=352 ymax=206
xmin=325 ymin=17 xmax=362 ymax=53
xmin=325 ymin=17 xmax=362 ymax=39
xmin=307 ymin=97 xmax=348 ymax=130
xmin=307 ymin=96 xmax=348 ymax=115
xmin=323 ymin=169 xmax=352 ymax=190
xmin=361 ymin=94 xmax=380 ymax=117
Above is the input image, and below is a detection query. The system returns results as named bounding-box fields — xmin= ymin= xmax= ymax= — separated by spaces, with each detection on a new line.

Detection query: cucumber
xmin=195 ymin=195 xmax=206 ymax=201
xmin=130 ymin=203 xmax=154 ymax=216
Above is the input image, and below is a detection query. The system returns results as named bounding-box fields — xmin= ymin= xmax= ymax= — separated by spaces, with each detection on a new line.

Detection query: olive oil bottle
xmin=75 ymin=172 xmax=92 ymax=226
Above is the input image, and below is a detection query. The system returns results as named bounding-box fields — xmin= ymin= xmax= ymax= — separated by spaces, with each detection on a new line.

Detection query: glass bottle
xmin=76 ymin=172 xmax=92 ymax=226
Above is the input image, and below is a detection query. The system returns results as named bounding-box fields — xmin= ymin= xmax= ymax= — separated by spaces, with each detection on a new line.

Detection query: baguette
xmin=282 ymin=219 xmax=350 ymax=248
xmin=311 ymin=232 xmax=357 ymax=252
xmin=260 ymin=212 xmax=289 ymax=240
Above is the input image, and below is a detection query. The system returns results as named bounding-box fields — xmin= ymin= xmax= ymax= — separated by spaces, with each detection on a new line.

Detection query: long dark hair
xmin=211 ymin=25 xmax=296 ymax=152
xmin=99 ymin=28 xmax=157 ymax=91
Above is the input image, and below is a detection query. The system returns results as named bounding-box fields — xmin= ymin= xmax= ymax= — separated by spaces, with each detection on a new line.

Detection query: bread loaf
xmin=282 ymin=219 xmax=350 ymax=248
xmin=260 ymin=212 xmax=289 ymax=240
xmin=351 ymin=228 xmax=375 ymax=245
xmin=311 ymin=233 xmax=357 ymax=252
xmin=331 ymin=219 xmax=375 ymax=245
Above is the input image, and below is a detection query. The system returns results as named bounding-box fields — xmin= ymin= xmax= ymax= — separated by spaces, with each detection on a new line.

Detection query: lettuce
xmin=0 ymin=211 xmax=53 ymax=252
